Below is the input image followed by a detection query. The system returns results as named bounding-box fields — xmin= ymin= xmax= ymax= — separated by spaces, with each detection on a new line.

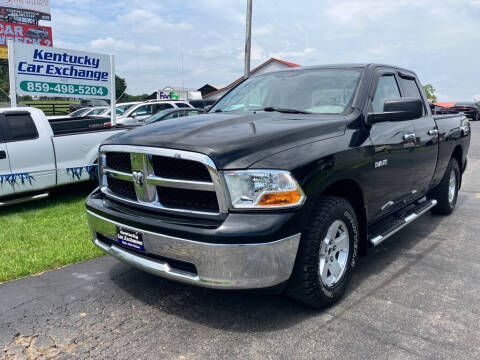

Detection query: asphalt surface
xmin=1 ymin=123 xmax=479 ymax=360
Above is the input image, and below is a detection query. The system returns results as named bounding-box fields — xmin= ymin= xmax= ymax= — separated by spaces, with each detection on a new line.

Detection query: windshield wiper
xmin=263 ymin=107 xmax=311 ymax=114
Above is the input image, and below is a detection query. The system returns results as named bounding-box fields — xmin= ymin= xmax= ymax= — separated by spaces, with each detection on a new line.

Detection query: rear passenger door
xmin=367 ymin=70 xmax=416 ymax=220
xmin=398 ymin=73 xmax=439 ymax=196
xmin=0 ymin=112 xmax=56 ymax=195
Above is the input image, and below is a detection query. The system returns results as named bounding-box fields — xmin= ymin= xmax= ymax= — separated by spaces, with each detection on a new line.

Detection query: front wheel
xmin=429 ymin=158 xmax=460 ymax=215
xmin=287 ymin=196 xmax=359 ymax=308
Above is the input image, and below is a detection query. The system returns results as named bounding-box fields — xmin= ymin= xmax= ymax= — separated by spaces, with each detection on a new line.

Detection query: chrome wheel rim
xmin=448 ymin=171 xmax=456 ymax=204
xmin=319 ymin=220 xmax=350 ymax=287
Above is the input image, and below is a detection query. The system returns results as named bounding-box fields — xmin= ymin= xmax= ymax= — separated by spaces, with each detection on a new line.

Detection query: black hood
xmin=105 ymin=112 xmax=346 ymax=169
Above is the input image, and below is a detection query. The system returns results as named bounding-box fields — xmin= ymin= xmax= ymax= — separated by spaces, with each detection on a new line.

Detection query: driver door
xmin=367 ymin=70 xmax=416 ymax=220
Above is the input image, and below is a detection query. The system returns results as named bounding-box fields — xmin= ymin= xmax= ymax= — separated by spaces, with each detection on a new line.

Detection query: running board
xmin=369 ymin=199 xmax=437 ymax=247
xmin=0 ymin=192 xmax=49 ymax=207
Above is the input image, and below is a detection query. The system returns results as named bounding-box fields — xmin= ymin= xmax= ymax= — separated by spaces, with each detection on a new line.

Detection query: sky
xmin=49 ymin=0 xmax=480 ymax=101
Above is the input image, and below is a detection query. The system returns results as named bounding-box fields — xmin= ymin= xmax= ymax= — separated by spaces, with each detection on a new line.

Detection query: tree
xmin=115 ymin=75 xmax=127 ymax=99
xmin=422 ymin=84 xmax=437 ymax=103
xmin=0 ymin=64 xmax=10 ymax=102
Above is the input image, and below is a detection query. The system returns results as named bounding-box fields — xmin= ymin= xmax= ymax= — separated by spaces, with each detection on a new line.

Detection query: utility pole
xmin=181 ymin=52 xmax=184 ymax=91
xmin=244 ymin=0 xmax=252 ymax=78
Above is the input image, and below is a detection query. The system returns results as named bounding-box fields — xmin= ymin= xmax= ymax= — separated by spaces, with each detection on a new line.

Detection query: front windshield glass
xmin=70 ymin=108 xmax=89 ymax=116
xmin=144 ymin=109 xmax=171 ymax=124
xmin=116 ymin=104 xmax=134 ymax=114
xmin=211 ymin=68 xmax=363 ymax=114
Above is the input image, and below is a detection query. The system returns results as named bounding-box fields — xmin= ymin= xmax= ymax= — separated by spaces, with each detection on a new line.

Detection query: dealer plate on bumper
xmin=117 ymin=227 xmax=145 ymax=252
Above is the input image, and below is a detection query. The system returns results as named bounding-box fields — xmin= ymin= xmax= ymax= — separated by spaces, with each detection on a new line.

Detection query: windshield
xmin=144 ymin=109 xmax=172 ymax=123
xmin=116 ymin=104 xmax=135 ymax=114
xmin=70 ymin=108 xmax=89 ymax=117
xmin=211 ymin=69 xmax=363 ymax=114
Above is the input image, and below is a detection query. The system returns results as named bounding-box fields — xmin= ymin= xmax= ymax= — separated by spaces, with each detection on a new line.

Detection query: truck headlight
xmin=223 ymin=170 xmax=305 ymax=209
xmin=98 ymin=151 xmax=106 ymax=187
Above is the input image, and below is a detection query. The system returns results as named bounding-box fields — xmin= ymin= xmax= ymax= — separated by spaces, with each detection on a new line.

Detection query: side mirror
xmin=204 ymin=105 xmax=213 ymax=112
xmin=368 ymin=98 xmax=423 ymax=124
xmin=131 ymin=113 xmax=137 ymax=118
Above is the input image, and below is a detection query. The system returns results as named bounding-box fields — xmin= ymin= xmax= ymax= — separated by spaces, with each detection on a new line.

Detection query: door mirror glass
xmin=368 ymin=98 xmax=423 ymax=124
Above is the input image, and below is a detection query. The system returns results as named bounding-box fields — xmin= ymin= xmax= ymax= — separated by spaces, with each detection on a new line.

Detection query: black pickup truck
xmin=86 ymin=64 xmax=470 ymax=308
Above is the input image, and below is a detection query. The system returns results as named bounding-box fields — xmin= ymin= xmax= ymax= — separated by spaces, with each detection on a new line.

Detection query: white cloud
xmin=254 ymin=23 xmax=275 ymax=36
xmin=270 ymin=47 xmax=315 ymax=59
xmin=89 ymin=37 xmax=163 ymax=54
xmin=49 ymin=0 xmax=480 ymax=100
xmin=325 ymin=0 xmax=429 ymax=25
xmin=121 ymin=9 xmax=192 ymax=33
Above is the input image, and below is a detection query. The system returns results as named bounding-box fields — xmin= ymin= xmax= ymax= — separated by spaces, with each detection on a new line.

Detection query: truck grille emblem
xmin=132 ymin=171 xmax=144 ymax=187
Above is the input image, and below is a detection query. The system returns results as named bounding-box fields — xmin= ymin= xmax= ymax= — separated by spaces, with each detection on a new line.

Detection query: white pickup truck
xmin=0 ymin=107 xmax=124 ymax=206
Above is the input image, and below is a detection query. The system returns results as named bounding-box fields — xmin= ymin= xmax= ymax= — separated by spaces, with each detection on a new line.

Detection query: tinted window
xmin=162 ymin=112 xmax=180 ymax=120
xmin=371 ymin=75 xmax=401 ymax=113
xmin=70 ymin=108 xmax=89 ymax=117
xmin=132 ymin=105 xmax=153 ymax=116
xmin=91 ymin=99 xmax=109 ymax=106
xmin=186 ymin=110 xmax=202 ymax=116
xmin=175 ymin=103 xmax=189 ymax=108
xmin=156 ymin=103 xmax=174 ymax=112
xmin=400 ymin=77 xmax=425 ymax=114
xmin=1 ymin=114 xmax=38 ymax=142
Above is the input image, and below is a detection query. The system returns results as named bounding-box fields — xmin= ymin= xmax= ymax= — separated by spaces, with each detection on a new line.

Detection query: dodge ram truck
xmin=86 ymin=64 xmax=470 ymax=308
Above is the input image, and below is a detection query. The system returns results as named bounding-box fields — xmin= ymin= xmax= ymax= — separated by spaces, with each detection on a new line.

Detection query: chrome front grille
xmin=99 ymin=145 xmax=228 ymax=218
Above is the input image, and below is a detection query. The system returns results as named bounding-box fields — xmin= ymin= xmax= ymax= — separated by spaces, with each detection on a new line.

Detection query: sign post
xmin=7 ymin=40 xmax=16 ymax=107
xmin=9 ymin=43 xmax=115 ymax=121
xmin=0 ymin=0 xmax=51 ymax=22
xmin=109 ymin=54 xmax=116 ymax=126
xmin=11 ymin=42 xmax=113 ymax=101
xmin=0 ymin=21 xmax=54 ymax=59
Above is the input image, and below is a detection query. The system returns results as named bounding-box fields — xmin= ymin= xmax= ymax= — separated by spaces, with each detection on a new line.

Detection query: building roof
xmin=433 ymin=102 xmax=457 ymax=108
xmin=203 ymin=58 xmax=300 ymax=98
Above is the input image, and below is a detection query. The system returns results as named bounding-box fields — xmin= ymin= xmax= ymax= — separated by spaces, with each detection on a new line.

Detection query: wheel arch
xmin=319 ymin=178 xmax=368 ymax=257
xmin=451 ymin=145 xmax=463 ymax=188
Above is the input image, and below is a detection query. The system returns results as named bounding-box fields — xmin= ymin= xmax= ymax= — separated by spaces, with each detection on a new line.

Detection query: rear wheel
xmin=429 ymin=158 xmax=460 ymax=215
xmin=287 ymin=196 xmax=359 ymax=308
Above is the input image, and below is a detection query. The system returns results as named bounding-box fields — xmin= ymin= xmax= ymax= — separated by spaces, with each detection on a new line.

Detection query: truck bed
xmin=48 ymin=116 xmax=114 ymax=135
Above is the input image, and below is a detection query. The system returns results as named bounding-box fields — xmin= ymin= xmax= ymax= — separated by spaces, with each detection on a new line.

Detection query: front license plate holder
xmin=117 ymin=226 xmax=145 ymax=252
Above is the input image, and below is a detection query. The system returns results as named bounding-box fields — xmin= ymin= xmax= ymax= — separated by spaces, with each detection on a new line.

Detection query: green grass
xmin=0 ymin=183 xmax=103 ymax=283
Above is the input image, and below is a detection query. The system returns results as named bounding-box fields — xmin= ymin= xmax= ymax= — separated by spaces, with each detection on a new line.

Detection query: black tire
xmin=429 ymin=158 xmax=460 ymax=215
xmin=287 ymin=196 xmax=359 ymax=309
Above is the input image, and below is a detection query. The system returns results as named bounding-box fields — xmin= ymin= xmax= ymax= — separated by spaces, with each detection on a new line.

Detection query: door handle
xmin=0 ymin=151 xmax=6 ymax=160
xmin=428 ymin=129 xmax=439 ymax=136
xmin=403 ymin=133 xmax=416 ymax=141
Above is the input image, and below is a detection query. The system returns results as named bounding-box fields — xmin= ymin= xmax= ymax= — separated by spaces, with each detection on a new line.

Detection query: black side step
xmin=368 ymin=198 xmax=437 ymax=247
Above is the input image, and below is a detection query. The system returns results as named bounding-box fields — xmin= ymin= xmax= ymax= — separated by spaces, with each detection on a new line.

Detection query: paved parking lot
xmin=1 ymin=122 xmax=479 ymax=360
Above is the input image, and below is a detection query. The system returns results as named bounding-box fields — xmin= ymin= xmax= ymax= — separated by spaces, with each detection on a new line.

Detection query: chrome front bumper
xmin=87 ymin=210 xmax=301 ymax=289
